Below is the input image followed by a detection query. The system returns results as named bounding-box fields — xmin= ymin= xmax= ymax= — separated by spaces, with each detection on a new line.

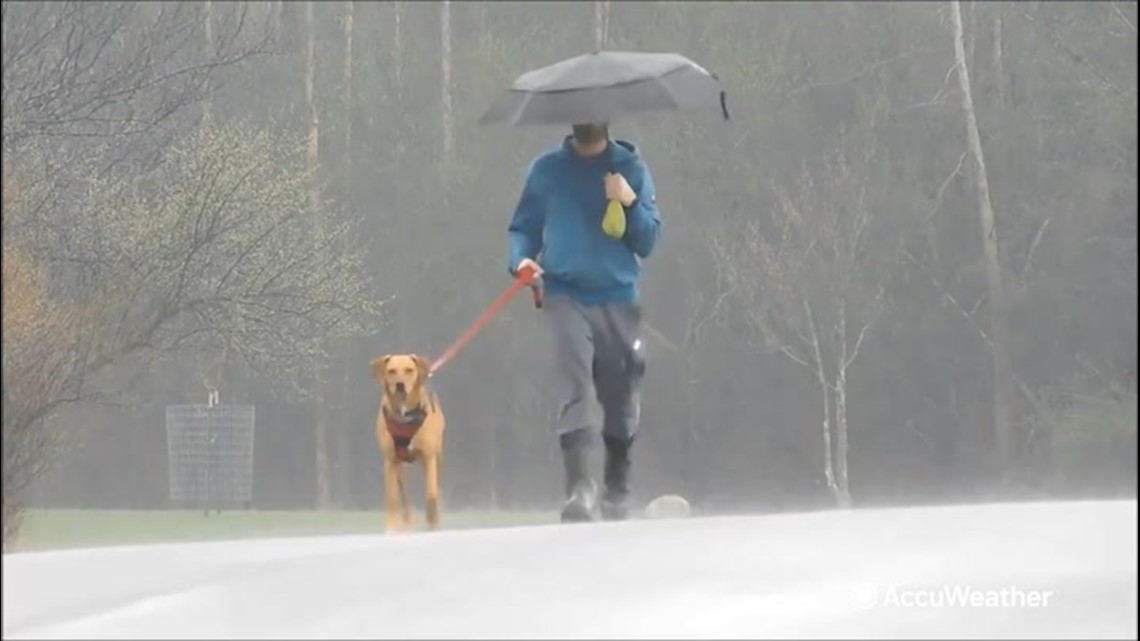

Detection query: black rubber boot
xmin=601 ymin=435 xmax=634 ymax=521
xmin=559 ymin=429 xmax=597 ymax=523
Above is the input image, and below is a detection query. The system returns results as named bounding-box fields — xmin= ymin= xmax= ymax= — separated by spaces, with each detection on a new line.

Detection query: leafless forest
xmin=2 ymin=1 xmax=1135 ymax=545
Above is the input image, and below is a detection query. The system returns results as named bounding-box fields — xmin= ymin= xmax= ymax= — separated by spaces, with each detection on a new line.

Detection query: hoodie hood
xmin=560 ymin=136 xmax=642 ymax=170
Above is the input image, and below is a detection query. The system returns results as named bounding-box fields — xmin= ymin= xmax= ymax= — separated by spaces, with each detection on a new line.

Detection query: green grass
xmin=12 ymin=508 xmax=551 ymax=553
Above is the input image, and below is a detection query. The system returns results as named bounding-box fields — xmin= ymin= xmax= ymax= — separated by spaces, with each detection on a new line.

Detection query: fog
xmin=2 ymin=1 xmax=1136 ymax=549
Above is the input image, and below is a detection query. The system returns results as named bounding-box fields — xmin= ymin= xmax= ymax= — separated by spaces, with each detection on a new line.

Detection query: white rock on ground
xmin=644 ymin=494 xmax=692 ymax=519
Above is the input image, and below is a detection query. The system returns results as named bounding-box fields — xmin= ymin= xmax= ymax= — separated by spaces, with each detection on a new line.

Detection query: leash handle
xmin=528 ymin=281 xmax=544 ymax=309
xmin=428 ymin=266 xmax=540 ymax=377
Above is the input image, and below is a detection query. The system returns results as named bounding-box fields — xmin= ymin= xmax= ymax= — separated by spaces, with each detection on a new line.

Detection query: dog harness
xmin=383 ymin=405 xmax=427 ymax=463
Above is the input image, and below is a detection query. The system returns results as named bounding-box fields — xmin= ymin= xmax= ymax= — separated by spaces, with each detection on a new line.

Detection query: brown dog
xmin=370 ymin=354 xmax=446 ymax=533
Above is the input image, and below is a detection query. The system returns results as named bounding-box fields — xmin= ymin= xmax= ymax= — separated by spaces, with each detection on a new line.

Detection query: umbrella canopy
xmin=479 ymin=50 xmax=729 ymax=127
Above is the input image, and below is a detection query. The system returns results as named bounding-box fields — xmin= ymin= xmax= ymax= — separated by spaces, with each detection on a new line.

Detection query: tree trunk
xmin=304 ymin=0 xmax=331 ymax=509
xmin=269 ymin=0 xmax=281 ymax=40
xmin=950 ymin=0 xmax=1016 ymax=478
xmin=490 ymin=396 xmax=502 ymax=510
xmin=992 ymin=8 xmax=1005 ymax=107
xmin=834 ymin=309 xmax=852 ymax=508
xmin=304 ymin=2 xmax=320 ymax=178
xmin=594 ymin=0 xmax=611 ymax=50
xmin=819 ymin=380 xmax=838 ymax=503
xmin=200 ymin=1 xmax=232 ymax=410
xmin=336 ymin=340 xmax=353 ymax=507
xmin=203 ymin=0 xmax=213 ymax=122
xmin=477 ymin=1 xmax=489 ymax=51
xmin=342 ymin=0 xmax=354 ymax=201
xmin=834 ymin=375 xmax=852 ymax=508
xmin=805 ymin=301 xmax=839 ymax=502
xmin=1 ymin=495 xmax=22 ymax=553
xmin=965 ymin=0 xmax=976 ymax=71
xmin=393 ymin=2 xmax=404 ymax=103
xmin=440 ymin=0 xmax=453 ymax=192
xmin=330 ymin=0 xmax=355 ymax=509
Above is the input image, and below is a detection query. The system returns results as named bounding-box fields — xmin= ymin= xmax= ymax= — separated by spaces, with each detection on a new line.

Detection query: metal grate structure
xmin=166 ymin=403 xmax=255 ymax=512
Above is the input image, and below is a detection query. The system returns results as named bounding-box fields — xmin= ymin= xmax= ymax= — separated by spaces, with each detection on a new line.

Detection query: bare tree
xmin=0 ymin=1 xmax=312 ymax=543
xmin=301 ymin=0 xmax=334 ymax=508
xmin=192 ymin=0 xmax=230 ymax=409
xmin=672 ymin=274 xmax=730 ymax=501
xmin=342 ymin=1 xmax=355 ymax=201
xmin=713 ymin=142 xmax=894 ymax=508
xmin=1 ymin=121 xmax=383 ymax=545
xmin=594 ymin=0 xmax=611 ymax=49
xmin=202 ymin=1 xmax=214 ymax=122
xmin=440 ymin=0 xmax=454 ymax=191
xmin=304 ymin=2 xmax=320 ymax=184
xmin=950 ymin=0 xmax=1017 ymax=476
xmin=1 ymin=2 xmax=270 ymax=145
xmin=1 ymin=166 xmax=84 ymax=548
xmin=268 ymin=0 xmax=281 ymax=38
xmin=393 ymin=1 xmax=405 ymax=103
xmin=334 ymin=0 xmax=357 ymax=507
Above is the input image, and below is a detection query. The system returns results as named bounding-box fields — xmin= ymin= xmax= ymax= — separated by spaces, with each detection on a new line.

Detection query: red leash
xmin=428 ymin=265 xmax=543 ymax=378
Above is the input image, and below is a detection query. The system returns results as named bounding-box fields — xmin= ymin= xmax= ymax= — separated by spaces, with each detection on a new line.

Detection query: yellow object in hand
xmin=602 ymin=198 xmax=626 ymax=239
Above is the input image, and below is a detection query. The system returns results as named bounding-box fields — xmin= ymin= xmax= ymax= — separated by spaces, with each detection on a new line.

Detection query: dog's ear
xmin=413 ymin=354 xmax=431 ymax=387
xmin=371 ymin=355 xmax=392 ymax=383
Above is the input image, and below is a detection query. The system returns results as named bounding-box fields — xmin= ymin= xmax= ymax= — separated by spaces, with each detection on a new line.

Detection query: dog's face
xmin=371 ymin=354 xmax=430 ymax=404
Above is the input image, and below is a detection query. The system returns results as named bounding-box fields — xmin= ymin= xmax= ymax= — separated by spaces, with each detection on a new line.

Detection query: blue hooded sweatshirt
xmin=507 ymin=137 xmax=661 ymax=307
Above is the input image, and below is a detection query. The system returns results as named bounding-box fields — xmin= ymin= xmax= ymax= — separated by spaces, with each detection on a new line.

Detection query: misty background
xmin=2 ymin=1 xmax=1135 ymax=538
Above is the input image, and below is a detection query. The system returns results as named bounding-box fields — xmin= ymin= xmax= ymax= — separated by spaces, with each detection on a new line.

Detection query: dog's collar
xmin=383 ymin=405 xmax=427 ymax=463
xmin=383 ymin=404 xmax=427 ymax=428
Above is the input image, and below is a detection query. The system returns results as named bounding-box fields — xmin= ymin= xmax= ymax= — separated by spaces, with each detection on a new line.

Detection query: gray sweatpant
xmin=543 ymin=294 xmax=647 ymax=441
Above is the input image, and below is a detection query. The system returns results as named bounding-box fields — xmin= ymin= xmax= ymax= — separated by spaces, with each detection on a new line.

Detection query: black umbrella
xmin=479 ymin=50 xmax=729 ymax=126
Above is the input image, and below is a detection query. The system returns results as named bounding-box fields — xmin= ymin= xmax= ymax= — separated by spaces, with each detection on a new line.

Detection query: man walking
xmin=507 ymin=122 xmax=661 ymax=522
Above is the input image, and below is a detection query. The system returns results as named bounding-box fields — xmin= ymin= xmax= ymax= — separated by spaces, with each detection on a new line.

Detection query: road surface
xmin=3 ymin=499 xmax=1137 ymax=639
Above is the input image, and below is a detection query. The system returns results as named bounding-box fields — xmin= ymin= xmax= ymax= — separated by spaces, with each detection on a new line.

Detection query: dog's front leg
xmin=396 ymin=464 xmax=412 ymax=529
xmin=383 ymin=458 xmax=403 ymax=534
xmin=424 ymin=454 xmax=441 ymax=530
